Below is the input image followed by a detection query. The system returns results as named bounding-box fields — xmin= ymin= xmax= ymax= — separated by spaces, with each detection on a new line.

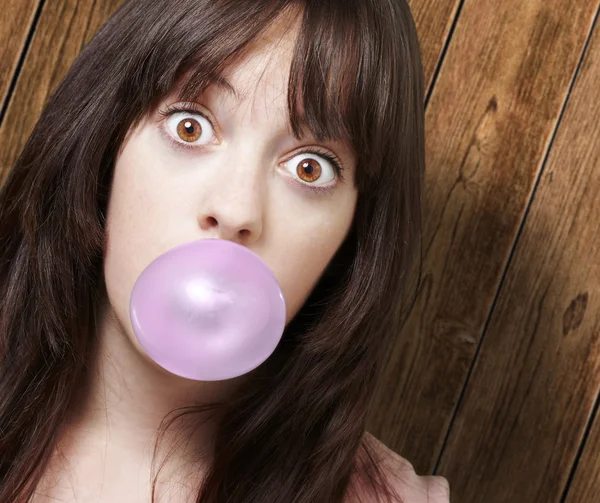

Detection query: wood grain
xmin=0 ymin=0 xmax=40 ymax=114
xmin=547 ymin=20 xmax=600 ymax=503
xmin=0 ymin=0 xmax=124 ymax=184
xmin=437 ymin=13 xmax=600 ymax=500
xmin=365 ymin=0 xmax=600 ymax=478
xmin=407 ymin=0 xmax=462 ymax=93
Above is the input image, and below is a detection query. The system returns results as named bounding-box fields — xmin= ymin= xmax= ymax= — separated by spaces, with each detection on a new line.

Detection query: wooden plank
xmin=0 ymin=0 xmax=124 ymax=183
xmin=407 ymin=0 xmax=463 ymax=93
xmin=0 ymin=0 xmax=41 ymax=112
xmin=437 ymin=12 xmax=600 ymax=501
xmin=365 ymin=0 xmax=600 ymax=477
xmin=552 ymin=21 xmax=600 ymax=503
xmin=567 ymin=403 xmax=600 ymax=502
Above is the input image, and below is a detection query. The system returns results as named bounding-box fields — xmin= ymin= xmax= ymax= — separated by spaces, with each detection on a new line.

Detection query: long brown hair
xmin=0 ymin=0 xmax=425 ymax=501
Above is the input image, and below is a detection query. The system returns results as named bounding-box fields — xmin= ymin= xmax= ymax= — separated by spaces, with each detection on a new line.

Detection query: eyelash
xmin=157 ymin=104 xmax=346 ymax=195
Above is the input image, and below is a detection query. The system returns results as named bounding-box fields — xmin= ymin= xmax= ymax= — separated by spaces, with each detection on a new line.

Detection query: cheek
xmin=274 ymin=218 xmax=354 ymax=325
xmin=102 ymin=185 xmax=150 ymax=348
xmin=102 ymin=144 xmax=169 ymax=348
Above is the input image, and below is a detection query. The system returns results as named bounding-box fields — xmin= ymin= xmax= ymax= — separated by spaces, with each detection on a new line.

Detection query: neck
xmin=33 ymin=296 xmax=247 ymax=502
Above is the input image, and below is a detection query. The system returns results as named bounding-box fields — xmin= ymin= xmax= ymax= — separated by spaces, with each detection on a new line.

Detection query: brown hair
xmin=0 ymin=0 xmax=425 ymax=501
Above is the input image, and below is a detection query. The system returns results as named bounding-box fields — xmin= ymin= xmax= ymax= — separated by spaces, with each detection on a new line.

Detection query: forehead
xmin=212 ymin=17 xmax=299 ymax=107
xmin=167 ymin=10 xmax=299 ymax=111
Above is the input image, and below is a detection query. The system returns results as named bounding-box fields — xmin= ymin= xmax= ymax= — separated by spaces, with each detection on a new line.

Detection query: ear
xmin=362 ymin=432 xmax=451 ymax=503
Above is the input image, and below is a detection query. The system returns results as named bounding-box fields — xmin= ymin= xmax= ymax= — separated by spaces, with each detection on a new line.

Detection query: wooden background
xmin=1 ymin=1 xmax=599 ymax=502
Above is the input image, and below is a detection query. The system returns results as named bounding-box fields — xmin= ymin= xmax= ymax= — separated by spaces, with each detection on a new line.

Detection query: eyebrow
xmin=176 ymin=74 xmax=241 ymax=106
xmin=209 ymin=75 xmax=241 ymax=102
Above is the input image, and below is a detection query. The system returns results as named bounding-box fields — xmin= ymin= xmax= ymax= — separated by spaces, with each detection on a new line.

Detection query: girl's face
xmin=103 ymin=17 xmax=358 ymax=373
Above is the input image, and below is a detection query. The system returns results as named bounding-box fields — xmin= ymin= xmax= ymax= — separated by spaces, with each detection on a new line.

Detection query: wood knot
xmin=563 ymin=292 xmax=588 ymax=335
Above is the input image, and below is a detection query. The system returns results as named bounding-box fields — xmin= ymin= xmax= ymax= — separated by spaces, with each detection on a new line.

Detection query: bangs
xmin=127 ymin=0 xmax=395 ymax=192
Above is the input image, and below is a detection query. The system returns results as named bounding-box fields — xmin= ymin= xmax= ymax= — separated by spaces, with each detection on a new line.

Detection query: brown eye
xmin=284 ymin=153 xmax=337 ymax=189
xmin=165 ymin=111 xmax=214 ymax=146
xmin=176 ymin=118 xmax=202 ymax=142
xmin=296 ymin=158 xmax=322 ymax=183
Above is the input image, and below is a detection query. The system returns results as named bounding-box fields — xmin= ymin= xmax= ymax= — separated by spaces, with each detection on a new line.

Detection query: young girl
xmin=0 ymin=0 xmax=450 ymax=501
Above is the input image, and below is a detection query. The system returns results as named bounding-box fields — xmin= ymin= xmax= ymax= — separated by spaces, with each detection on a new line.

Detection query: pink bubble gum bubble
xmin=129 ymin=239 xmax=286 ymax=381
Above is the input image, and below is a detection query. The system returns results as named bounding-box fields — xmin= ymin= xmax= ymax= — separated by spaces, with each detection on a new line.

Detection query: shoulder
xmin=361 ymin=432 xmax=450 ymax=503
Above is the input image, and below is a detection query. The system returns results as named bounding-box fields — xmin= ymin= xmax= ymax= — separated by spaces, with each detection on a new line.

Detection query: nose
xmin=196 ymin=152 xmax=266 ymax=246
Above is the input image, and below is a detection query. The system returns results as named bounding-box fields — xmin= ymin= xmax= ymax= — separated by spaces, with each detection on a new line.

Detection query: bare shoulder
xmin=361 ymin=432 xmax=450 ymax=503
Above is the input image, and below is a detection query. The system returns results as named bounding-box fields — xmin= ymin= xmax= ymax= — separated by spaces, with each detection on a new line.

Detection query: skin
xmin=32 ymin=9 xmax=450 ymax=503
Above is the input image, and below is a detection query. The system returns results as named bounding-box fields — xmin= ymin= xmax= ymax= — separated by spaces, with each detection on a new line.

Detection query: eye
xmin=283 ymin=151 xmax=342 ymax=189
xmin=160 ymin=106 xmax=216 ymax=147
